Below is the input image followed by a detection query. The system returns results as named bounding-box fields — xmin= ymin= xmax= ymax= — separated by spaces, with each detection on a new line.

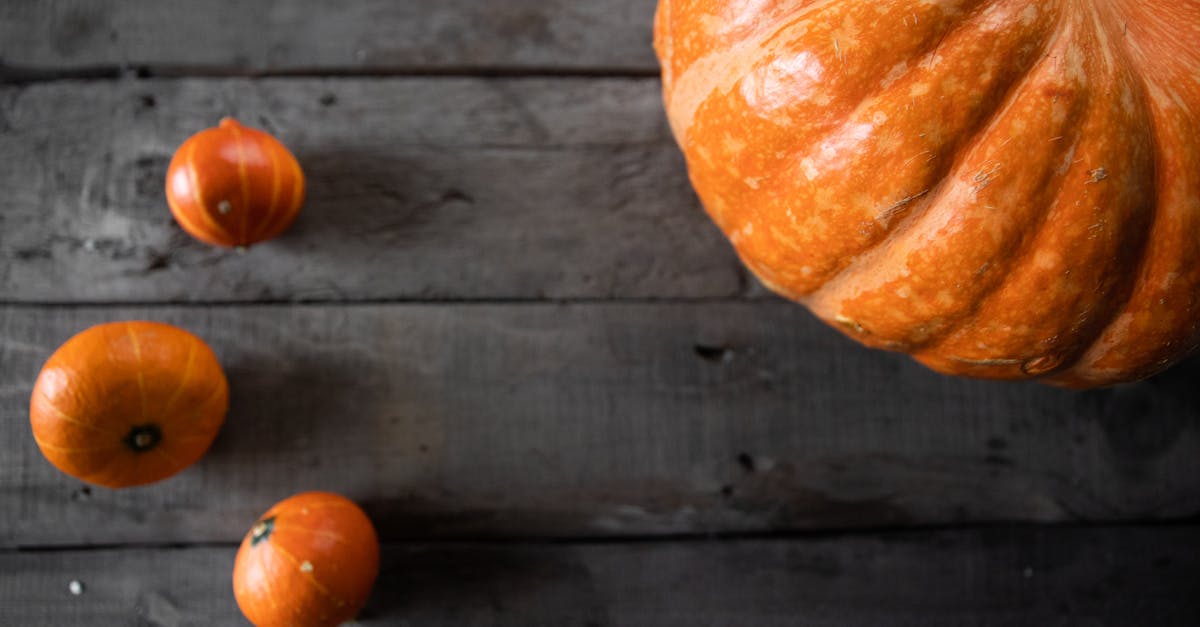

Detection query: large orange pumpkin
xmin=29 ymin=321 xmax=228 ymax=488
xmin=166 ymin=117 xmax=305 ymax=248
xmin=655 ymin=1 xmax=1200 ymax=387
xmin=233 ymin=492 xmax=380 ymax=627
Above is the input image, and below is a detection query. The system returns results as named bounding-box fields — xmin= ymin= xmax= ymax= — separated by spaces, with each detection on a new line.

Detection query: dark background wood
xmin=4 ymin=526 xmax=1197 ymax=626
xmin=0 ymin=0 xmax=660 ymax=76
xmin=2 ymin=1 xmax=1198 ymax=625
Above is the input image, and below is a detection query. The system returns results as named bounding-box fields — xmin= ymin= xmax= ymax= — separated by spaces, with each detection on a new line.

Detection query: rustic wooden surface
xmin=2 ymin=0 xmax=1199 ymax=625
xmin=3 ymin=305 xmax=1199 ymax=548
xmin=3 ymin=525 xmax=1198 ymax=626
xmin=0 ymin=78 xmax=750 ymax=302
xmin=0 ymin=0 xmax=659 ymax=76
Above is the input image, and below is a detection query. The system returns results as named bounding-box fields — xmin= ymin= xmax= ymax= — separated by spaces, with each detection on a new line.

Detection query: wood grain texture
xmin=0 ymin=77 xmax=747 ymax=302
xmin=2 ymin=305 xmax=1198 ymax=546
xmin=2 ymin=525 xmax=1198 ymax=626
xmin=0 ymin=0 xmax=657 ymax=76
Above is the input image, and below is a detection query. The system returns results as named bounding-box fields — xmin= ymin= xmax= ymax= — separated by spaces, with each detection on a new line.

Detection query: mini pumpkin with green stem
xmin=233 ymin=491 xmax=380 ymax=627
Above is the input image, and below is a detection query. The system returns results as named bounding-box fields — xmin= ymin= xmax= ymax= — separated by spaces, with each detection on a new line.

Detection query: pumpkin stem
xmin=251 ymin=516 xmax=276 ymax=547
xmin=123 ymin=424 xmax=162 ymax=453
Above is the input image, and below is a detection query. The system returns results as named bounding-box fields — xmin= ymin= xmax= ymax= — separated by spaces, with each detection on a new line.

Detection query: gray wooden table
xmin=2 ymin=2 xmax=1199 ymax=625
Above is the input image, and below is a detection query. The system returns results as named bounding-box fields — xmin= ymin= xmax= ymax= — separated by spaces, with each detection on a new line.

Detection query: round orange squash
xmin=655 ymin=1 xmax=1200 ymax=387
xmin=166 ymin=117 xmax=305 ymax=248
xmin=233 ymin=492 xmax=380 ymax=627
xmin=29 ymin=321 xmax=229 ymax=488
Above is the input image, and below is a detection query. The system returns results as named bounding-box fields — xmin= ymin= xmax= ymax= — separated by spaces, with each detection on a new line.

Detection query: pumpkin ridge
xmin=667 ymin=0 xmax=1005 ymax=149
xmin=253 ymin=535 xmax=287 ymax=619
xmin=257 ymin=147 xmax=304 ymax=242
xmin=253 ymin=133 xmax=285 ymax=241
xmin=123 ymin=323 xmax=149 ymax=424
xmin=164 ymin=194 xmax=216 ymax=247
xmin=267 ymin=536 xmax=349 ymax=609
xmin=1010 ymin=30 xmax=1162 ymax=373
xmin=1042 ymin=19 xmax=1171 ymax=383
xmin=872 ymin=0 xmax=1073 ymax=235
xmin=182 ymin=139 xmax=237 ymax=245
xmin=901 ymin=75 xmax=1100 ymax=354
xmin=31 ymin=436 xmax=119 ymax=455
xmin=226 ymin=121 xmax=252 ymax=245
xmin=917 ymin=168 xmax=1110 ymax=364
xmin=34 ymin=392 xmax=120 ymax=436
xmin=743 ymin=2 xmax=1019 ymax=283
xmin=726 ymin=0 xmax=1063 ymax=300
xmin=160 ymin=341 xmax=196 ymax=414
xmin=805 ymin=13 xmax=1077 ymax=325
xmin=663 ymin=0 xmax=867 ymax=146
xmin=199 ymin=377 xmax=227 ymax=406
xmin=887 ymin=7 xmax=1162 ymax=376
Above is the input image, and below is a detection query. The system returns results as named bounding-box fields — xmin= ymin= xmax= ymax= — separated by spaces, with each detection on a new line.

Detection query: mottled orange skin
xmin=233 ymin=492 xmax=380 ymax=627
xmin=166 ymin=117 xmax=305 ymax=248
xmin=29 ymin=321 xmax=228 ymax=488
xmin=655 ymin=0 xmax=1200 ymax=387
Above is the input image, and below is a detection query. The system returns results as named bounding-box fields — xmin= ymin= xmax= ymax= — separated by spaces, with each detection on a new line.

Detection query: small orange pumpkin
xmin=29 ymin=321 xmax=228 ymax=488
xmin=166 ymin=117 xmax=305 ymax=248
xmin=233 ymin=491 xmax=380 ymax=627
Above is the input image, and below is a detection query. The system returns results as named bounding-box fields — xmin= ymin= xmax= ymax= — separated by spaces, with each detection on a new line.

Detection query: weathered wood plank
xmin=0 ymin=0 xmax=658 ymax=76
xmin=2 ymin=526 xmax=1198 ymax=626
xmin=0 ymin=77 xmax=746 ymax=302
xmin=2 ymin=304 xmax=1198 ymax=546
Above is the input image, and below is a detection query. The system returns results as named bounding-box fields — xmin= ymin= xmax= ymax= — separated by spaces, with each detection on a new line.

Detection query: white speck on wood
xmin=300 ymin=560 xmax=313 ymax=573
xmin=217 ymin=200 xmax=233 ymax=214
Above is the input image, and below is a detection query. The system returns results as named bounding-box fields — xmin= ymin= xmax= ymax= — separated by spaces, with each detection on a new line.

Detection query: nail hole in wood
xmin=145 ymin=254 xmax=169 ymax=272
xmin=694 ymin=344 xmax=732 ymax=363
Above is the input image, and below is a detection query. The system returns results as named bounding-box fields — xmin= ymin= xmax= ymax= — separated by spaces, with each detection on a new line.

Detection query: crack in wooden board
xmin=1 ymin=525 xmax=1197 ymax=626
